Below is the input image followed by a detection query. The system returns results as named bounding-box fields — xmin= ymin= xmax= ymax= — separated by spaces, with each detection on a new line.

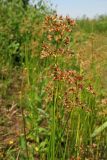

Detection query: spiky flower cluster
xmin=52 ymin=66 xmax=84 ymax=111
xmin=53 ymin=66 xmax=83 ymax=85
xmin=43 ymin=66 xmax=95 ymax=113
xmin=41 ymin=15 xmax=76 ymax=59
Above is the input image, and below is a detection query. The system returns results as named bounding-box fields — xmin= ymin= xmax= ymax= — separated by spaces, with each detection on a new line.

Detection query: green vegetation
xmin=0 ymin=0 xmax=107 ymax=159
xmin=76 ymin=15 xmax=107 ymax=34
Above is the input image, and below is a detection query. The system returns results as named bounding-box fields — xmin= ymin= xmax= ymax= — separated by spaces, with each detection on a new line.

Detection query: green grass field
xmin=0 ymin=1 xmax=107 ymax=159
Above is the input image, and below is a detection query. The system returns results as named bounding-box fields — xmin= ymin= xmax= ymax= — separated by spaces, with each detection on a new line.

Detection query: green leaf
xmin=19 ymin=135 xmax=26 ymax=150
xmin=91 ymin=121 xmax=107 ymax=138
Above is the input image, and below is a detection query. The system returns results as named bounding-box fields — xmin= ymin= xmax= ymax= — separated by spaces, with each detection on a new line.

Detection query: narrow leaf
xmin=91 ymin=121 xmax=107 ymax=138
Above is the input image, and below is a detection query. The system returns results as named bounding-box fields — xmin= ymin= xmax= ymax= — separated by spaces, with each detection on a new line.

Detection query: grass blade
xmin=91 ymin=121 xmax=107 ymax=138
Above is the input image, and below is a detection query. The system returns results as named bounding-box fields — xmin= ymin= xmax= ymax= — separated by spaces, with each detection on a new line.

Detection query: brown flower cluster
xmin=43 ymin=65 xmax=96 ymax=113
xmin=52 ymin=66 xmax=95 ymax=111
xmin=53 ymin=66 xmax=83 ymax=87
xmin=86 ymin=84 xmax=96 ymax=95
xmin=41 ymin=15 xmax=76 ymax=59
xmin=45 ymin=15 xmax=75 ymax=36
xmin=52 ymin=66 xmax=84 ymax=111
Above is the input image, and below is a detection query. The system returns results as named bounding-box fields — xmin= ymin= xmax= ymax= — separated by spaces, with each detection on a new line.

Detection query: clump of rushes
xmin=34 ymin=14 xmax=99 ymax=159
xmin=19 ymin=14 xmax=98 ymax=159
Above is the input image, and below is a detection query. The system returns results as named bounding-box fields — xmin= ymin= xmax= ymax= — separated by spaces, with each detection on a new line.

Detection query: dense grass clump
xmin=0 ymin=0 xmax=107 ymax=159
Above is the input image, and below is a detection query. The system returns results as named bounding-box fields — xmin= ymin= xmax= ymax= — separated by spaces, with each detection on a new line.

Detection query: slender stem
xmin=20 ymin=69 xmax=29 ymax=160
xmin=51 ymin=91 xmax=56 ymax=160
xmin=76 ymin=113 xmax=80 ymax=157
xmin=21 ymin=105 xmax=29 ymax=160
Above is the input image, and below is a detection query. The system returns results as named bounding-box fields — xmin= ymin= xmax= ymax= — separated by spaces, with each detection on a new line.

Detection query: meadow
xmin=0 ymin=1 xmax=107 ymax=159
